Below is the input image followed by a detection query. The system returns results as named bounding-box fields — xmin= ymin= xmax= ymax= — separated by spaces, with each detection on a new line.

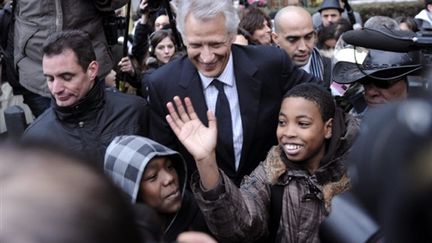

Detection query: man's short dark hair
xmin=42 ymin=30 xmax=96 ymax=72
xmin=283 ymin=83 xmax=335 ymax=122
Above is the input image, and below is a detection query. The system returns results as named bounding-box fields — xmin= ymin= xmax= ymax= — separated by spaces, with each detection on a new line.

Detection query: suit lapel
xmin=177 ymin=47 xmax=263 ymax=174
xmin=232 ymin=46 xmax=262 ymax=172
xmin=178 ymin=59 xmax=209 ymax=126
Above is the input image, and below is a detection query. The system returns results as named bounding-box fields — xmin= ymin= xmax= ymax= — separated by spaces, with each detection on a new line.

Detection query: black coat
xmin=147 ymin=44 xmax=321 ymax=186
xmin=23 ymin=81 xmax=149 ymax=168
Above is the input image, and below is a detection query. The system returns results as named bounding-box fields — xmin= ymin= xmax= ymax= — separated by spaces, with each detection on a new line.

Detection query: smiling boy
xmin=166 ymin=83 xmax=359 ymax=242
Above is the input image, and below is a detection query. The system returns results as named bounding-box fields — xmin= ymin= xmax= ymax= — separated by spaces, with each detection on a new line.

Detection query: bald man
xmin=272 ymin=6 xmax=331 ymax=88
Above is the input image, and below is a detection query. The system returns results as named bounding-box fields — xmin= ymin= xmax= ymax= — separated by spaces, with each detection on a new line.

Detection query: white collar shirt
xmin=199 ymin=52 xmax=243 ymax=170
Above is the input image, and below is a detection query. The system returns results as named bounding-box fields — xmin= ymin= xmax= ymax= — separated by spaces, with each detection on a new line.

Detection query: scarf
xmin=309 ymin=47 xmax=324 ymax=81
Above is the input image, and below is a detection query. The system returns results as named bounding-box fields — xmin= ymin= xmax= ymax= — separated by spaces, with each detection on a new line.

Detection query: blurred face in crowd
xmin=154 ymin=36 xmax=176 ymax=64
xmin=321 ymin=9 xmax=341 ymax=27
xmin=252 ymin=19 xmax=272 ymax=45
xmin=361 ymin=78 xmax=408 ymax=107
xmin=183 ymin=13 xmax=234 ymax=78
xmin=277 ymin=97 xmax=332 ymax=173
xmin=273 ymin=7 xmax=316 ymax=67
xmin=399 ymin=22 xmax=412 ymax=31
xmin=43 ymin=49 xmax=97 ymax=107
xmin=139 ymin=157 xmax=182 ymax=214
xmin=155 ymin=15 xmax=170 ymax=31
xmin=323 ymin=38 xmax=337 ymax=50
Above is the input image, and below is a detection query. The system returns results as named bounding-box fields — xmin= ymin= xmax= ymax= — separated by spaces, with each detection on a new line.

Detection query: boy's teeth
xmin=286 ymin=144 xmax=301 ymax=150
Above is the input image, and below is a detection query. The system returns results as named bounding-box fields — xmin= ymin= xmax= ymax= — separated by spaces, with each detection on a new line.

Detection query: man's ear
xmin=271 ymin=32 xmax=279 ymax=45
xmin=87 ymin=61 xmax=99 ymax=81
xmin=324 ymin=118 xmax=333 ymax=139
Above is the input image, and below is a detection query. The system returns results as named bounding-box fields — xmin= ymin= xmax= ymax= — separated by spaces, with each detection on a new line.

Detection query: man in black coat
xmin=23 ymin=30 xmax=149 ymax=168
xmin=147 ymin=0 xmax=321 ymax=186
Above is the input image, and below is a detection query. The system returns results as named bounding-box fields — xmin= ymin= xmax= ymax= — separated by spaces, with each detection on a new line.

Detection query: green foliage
xmin=270 ymin=1 xmax=423 ymax=19
xmin=353 ymin=1 xmax=423 ymax=21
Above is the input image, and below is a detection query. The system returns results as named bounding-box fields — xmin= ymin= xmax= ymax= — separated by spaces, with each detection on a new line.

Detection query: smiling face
xmin=183 ymin=13 xmax=234 ymax=78
xmin=277 ymin=97 xmax=332 ymax=173
xmin=139 ymin=157 xmax=181 ymax=214
xmin=252 ymin=19 xmax=272 ymax=45
xmin=43 ymin=49 xmax=97 ymax=107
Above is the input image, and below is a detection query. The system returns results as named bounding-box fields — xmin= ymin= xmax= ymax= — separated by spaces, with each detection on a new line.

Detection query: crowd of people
xmin=0 ymin=0 xmax=431 ymax=242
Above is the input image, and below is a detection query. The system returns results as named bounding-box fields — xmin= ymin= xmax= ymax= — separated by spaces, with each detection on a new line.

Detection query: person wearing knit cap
xmin=104 ymin=135 xmax=211 ymax=242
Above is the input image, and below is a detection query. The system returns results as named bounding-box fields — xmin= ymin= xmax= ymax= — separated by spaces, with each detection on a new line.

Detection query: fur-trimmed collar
xmin=261 ymin=110 xmax=359 ymax=210
xmin=263 ymin=145 xmax=350 ymax=211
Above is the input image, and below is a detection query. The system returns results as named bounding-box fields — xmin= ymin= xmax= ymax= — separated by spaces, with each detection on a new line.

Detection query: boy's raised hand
xmin=166 ymin=96 xmax=217 ymax=163
xmin=166 ymin=97 xmax=221 ymax=189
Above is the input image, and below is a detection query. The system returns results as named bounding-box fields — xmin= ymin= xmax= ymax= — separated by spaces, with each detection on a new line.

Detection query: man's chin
xmin=366 ymin=100 xmax=386 ymax=108
xmin=199 ymin=69 xmax=222 ymax=78
xmin=294 ymin=58 xmax=309 ymax=67
xmin=55 ymin=99 xmax=75 ymax=107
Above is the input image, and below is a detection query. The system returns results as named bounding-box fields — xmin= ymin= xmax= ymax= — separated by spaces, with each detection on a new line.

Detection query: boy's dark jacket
xmin=191 ymin=108 xmax=360 ymax=243
xmin=104 ymin=135 xmax=210 ymax=242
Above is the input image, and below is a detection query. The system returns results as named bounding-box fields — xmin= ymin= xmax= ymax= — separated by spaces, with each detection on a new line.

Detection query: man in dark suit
xmin=147 ymin=0 xmax=321 ymax=186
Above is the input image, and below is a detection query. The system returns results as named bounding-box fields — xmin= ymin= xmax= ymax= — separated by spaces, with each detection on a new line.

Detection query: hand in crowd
xmin=166 ymin=96 xmax=221 ymax=190
xmin=166 ymin=96 xmax=217 ymax=163
xmin=177 ymin=231 xmax=218 ymax=243
xmin=139 ymin=0 xmax=148 ymax=24
xmin=105 ymin=69 xmax=117 ymax=88
xmin=118 ymin=56 xmax=135 ymax=77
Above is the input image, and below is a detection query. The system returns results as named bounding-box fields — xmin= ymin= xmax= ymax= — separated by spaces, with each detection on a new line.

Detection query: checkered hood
xmin=104 ymin=135 xmax=187 ymax=204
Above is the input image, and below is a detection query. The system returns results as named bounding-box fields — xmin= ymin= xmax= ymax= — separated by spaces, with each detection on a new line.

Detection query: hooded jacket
xmin=104 ymin=135 xmax=210 ymax=242
xmin=191 ymin=109 xmax=360 ymax=243
xmin=23 ymin=80 xmax=149 ymax=168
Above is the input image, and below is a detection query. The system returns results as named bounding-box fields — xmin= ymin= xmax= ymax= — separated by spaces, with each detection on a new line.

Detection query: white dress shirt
xmin=199 ymin=52 xmax=243 ymax=170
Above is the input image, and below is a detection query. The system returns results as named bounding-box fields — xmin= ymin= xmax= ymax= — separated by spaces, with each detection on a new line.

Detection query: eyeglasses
xmin=359 ymin=78 xmax=403 ymax=89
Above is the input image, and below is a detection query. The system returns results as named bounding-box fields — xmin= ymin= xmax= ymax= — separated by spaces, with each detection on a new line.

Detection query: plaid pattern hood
xmin=104 ymin=135 xmax=187 ymax=203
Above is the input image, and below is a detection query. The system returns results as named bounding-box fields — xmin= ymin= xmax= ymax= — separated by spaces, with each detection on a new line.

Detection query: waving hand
xmin=166 ymin=96 xmax=221 ymax=189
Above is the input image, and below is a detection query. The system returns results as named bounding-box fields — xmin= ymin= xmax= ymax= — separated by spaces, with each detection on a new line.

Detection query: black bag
xmin=0 ymin=1 xmax=23 ymax=94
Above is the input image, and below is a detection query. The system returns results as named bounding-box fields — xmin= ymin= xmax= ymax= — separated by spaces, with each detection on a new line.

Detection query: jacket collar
xmin=265 ymin=108 xmax=358 ymax=186
xmin=53 ymin=79 xmax=105 ymax=122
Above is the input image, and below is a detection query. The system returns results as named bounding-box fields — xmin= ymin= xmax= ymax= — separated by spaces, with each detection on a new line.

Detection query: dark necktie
xmin=212 ymin=79 xmax=235 ymax=168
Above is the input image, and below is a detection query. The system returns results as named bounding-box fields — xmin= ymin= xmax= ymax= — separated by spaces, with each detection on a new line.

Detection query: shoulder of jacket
xmin=263 ymin=146 xmax=287 ymax=185
xmin=322 ymin=174 xmax=350 ymax=211
xmin=343 ymin=113 xmax=361 ymax=143
xmin=105 ymin=91 xmax=147 ymax=105
xmin=24 ymin=109 xmax=57 ymax=135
